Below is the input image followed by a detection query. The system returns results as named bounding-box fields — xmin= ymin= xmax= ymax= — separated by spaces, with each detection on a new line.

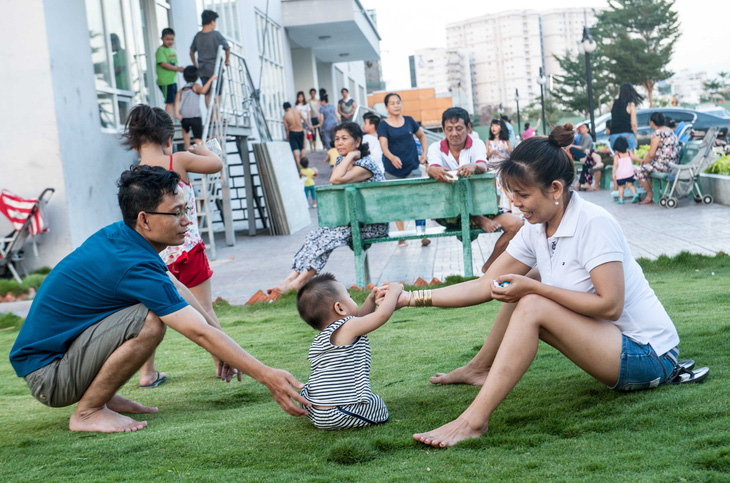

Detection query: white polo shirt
xmin=427 ymin=136 xmax=488 ymax=171
xmin=506 ymin=192 xmax=679 ymax=356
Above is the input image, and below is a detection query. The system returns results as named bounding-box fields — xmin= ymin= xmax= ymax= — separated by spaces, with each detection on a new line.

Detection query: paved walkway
xmin=3 ymin=151 xmax=729 ymax=314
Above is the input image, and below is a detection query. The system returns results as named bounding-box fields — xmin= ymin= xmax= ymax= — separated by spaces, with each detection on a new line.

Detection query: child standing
xmin=299 ymin=157 xmax=318 ymax=208
xmin=190 ymin=9 xmax=230 ymax=105
xmin=122 ymin=104 xmax=224 ymax=388
xmin=156 ymin=28 xmax=184 ymax=120
xmin=612 ymin=137 xmax=639 ymax=204
xmin=297 ymin=274 xmax=402 ymax=430
xmin=175 ymin=66 xmax=217 ymax=150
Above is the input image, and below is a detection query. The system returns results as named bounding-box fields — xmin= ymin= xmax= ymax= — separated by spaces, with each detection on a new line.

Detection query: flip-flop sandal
xmin=140 ymin=370 xmax=167 ymax=388
xmin=668 ymin=365 xmax=709 ymax=385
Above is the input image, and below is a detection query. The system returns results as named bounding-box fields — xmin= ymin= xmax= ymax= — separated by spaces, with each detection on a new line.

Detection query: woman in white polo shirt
xmin=395 ymin=123 xmax=706 ymax=448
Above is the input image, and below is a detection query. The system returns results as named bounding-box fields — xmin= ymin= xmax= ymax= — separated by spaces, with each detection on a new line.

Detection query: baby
xmin=296 ymin=273 xmax=402 ymax=430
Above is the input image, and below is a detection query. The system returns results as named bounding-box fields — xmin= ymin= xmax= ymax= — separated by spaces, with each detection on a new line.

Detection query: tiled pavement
xmin=3 ymin=152 xmax=729 ymax=314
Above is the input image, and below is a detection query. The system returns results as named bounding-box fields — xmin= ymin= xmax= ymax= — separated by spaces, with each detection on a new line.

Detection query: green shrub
xmin=0 ymin=312 xmax=23 ymax=329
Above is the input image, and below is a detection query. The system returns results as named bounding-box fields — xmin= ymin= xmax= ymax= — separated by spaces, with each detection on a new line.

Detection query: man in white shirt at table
xmin=426 ymin=107 xmax=523 ymax=272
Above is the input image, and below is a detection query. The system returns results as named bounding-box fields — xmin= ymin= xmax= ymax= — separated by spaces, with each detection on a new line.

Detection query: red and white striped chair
xmin=0 ymin=188 xmax=54 ymax=283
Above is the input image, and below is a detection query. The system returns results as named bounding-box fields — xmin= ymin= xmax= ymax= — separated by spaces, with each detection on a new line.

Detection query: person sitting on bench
xmin=426 ymin=107 xmax=523 ymax=273
xmin=268 ymin=122 xmax=386 ymax=295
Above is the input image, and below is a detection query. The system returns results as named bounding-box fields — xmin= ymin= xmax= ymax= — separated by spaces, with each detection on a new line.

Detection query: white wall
xmin=45 ymin=0 xmax=139 ymax=251
xmin=0 ymin=0 xmax=70 ymax=268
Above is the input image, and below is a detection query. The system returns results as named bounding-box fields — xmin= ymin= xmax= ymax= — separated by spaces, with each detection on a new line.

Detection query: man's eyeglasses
xmin=144 ymin=207 xmax=192 ymax=220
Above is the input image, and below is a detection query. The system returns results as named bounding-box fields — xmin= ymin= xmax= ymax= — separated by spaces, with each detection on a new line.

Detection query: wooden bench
xmin=315 ymin=174 xmax=500 ymax=287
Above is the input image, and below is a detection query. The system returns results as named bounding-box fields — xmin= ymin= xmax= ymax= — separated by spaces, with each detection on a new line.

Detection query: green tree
xmin=595 ymin=0 xmax=681 ymax=106
xmin=552 ymin=43 xmax=615 ymax=118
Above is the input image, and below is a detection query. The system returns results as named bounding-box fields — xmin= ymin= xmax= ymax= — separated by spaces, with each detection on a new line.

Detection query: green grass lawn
xmin=1 ymin=253 xmax=729 ymax=481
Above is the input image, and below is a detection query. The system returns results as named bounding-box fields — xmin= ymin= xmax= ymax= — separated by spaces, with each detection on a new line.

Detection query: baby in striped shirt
xmin=296 ymin=273 xmax=403 ymax=430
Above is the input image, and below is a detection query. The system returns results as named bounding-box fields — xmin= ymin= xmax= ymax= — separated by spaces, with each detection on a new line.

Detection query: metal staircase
xmin=188 ymin=45 xmax=274 ymax=258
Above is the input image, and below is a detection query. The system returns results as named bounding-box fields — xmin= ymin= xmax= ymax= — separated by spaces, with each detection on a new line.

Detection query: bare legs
xmin=415 ymin=293 xmax=622 ymax=447
xmin=139 ymin=278 xmax=218 ymax=386
xmin=639 ymin=177 xmax=654 ymax=204
xmin=481 ymin=214 xmax=524 ymax=273
xmin=267 ymin=269 xmax=317 ymax=295
xmin=70 ymin=311 xmax=166 ymax=433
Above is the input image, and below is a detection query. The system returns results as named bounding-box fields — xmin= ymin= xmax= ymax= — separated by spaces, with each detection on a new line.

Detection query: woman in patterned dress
xmin=487 ymin=118 xmax=514 ymax=211
xmin=631 ymin=112 xmax=680 ymax=205
xmin=268 ymin=122 xmax=386 ymax=294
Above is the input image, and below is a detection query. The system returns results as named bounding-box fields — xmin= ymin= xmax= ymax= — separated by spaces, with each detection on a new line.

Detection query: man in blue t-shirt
xmin=9 ymin=166 xmax=309 ymax=433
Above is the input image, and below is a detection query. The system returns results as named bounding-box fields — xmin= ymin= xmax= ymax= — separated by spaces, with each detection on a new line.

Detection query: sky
xmin=359 ymin=0 xmax=729 ymax=91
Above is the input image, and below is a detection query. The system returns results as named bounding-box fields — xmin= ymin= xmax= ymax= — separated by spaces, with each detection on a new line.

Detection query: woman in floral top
xmin=632 ymin=112 xmax=679 ymax=205
xmin=268 ymin=122 xmax=386 ymax=295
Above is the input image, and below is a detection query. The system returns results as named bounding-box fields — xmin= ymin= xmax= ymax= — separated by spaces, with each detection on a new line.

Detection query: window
xmin=255 ymin=10 xmax=286 ymax=139
xmin=196 ymin=1 xmax=243 ymax=52
xmin=85 ymin=0 xmax=151 ymax=131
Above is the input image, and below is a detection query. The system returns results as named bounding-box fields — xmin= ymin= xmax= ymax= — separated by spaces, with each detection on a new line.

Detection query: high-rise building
xmin=410 ymin=48 xmax=475 ymax=114
xmin=541 ymin=8 xmax=599 ymax=79
xmin=446 ymin=8 xmax=600 ymax=114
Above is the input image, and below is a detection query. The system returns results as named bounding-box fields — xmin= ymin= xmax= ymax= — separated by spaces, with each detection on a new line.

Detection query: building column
xmin=290 ymin=48 xmax=319 ymax=97
xmin=316 ymin=61 xmax=334 ymax=100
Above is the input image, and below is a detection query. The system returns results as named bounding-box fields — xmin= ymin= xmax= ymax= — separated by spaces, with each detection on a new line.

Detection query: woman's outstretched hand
xmin=374 ymin=283 xmax=410 ymax=309
xmin=490 ymin=274 xmax=539 ymax=303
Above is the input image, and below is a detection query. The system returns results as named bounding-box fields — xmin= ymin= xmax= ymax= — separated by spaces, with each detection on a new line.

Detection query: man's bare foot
xmin=413 ymin=416 xmax=487 ymax=447
xmin=69 ymin=406 xmax=148 ymax=433
xmin=107 ymin=394 xmax=158 ymax=414
xmin=139 ymin=370 xmax=166 ymax=387
xmin=429 ymin=365 xmax=488 ymax=386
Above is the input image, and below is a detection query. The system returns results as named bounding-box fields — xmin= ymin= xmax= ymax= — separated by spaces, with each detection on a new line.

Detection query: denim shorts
xmin=609 ymin=335 xmax=678 ymax=391
xmin=610 ymin=133 xmax=637 ymax=151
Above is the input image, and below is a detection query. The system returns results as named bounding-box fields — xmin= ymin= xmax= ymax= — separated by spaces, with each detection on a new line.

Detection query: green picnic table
xmin=315 ymin=173 xmax=500 ymax=287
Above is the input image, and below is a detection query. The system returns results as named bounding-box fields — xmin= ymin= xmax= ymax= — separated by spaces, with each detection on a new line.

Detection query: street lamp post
xmin=515 ymin=88 xmax=521 ymax=141
xmin=537 ymin=68 xmax=547 ymax=136
xmin=581 ymin=26 xmax=598 ymax=141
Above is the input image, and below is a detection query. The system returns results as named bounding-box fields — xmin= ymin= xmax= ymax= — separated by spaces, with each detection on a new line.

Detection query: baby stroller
xmin=659 ymin=127 xmax=718 ymax=209
xmin=0 ymin=188 xmax=54 ymax=282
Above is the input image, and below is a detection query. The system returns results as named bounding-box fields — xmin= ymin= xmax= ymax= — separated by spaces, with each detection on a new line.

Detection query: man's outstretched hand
xmin=260 ymin=368 xmax=310 ymax=417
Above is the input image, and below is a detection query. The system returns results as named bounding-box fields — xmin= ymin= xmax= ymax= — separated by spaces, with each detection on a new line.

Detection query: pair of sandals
xmin=667 ymin=360 xmax=709 ymax=385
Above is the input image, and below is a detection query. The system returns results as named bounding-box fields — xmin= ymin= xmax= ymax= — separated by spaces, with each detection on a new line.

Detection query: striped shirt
xmin=302 ymin=316 xmax=372 ymax=406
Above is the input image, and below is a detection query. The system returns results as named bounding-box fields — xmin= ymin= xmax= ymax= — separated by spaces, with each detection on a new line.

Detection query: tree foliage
xmin=595 ymin=0 xmax=681 ymax=106
xmin=551 ymin=35 xmax=615 ymax=118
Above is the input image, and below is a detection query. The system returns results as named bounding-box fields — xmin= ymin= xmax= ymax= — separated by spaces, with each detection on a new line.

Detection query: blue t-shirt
xmin=10 ymin=221 xmax=188 ymax=377
xmin=376 ymin=116 xmax=421 ymax=178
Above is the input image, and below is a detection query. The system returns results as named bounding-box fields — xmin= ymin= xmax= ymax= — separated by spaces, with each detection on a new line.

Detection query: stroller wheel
xmin=666 ymin=197 xmax=678 ymax=209
xmin=702 ymin=194 xmax=714 ymax=205
xmin=693 ymin=195 xmax=703 ymax=203
xmin=659 ymin=197 xmax=667 ymax=207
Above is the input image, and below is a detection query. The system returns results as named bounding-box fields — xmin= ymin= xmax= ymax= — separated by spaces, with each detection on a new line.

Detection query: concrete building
xmin=446 ymin=8 xmax=600 ymax=114
xmin=1 ymin=0 xmax=379 ymax=270
xmin=409 ymin=48 xmax=475 ymax=114
xmin=368 ymin=88 xmax=452 ymax=129
xmin=665 ymin=69 xmax=709 ymax=105
xmin=541 ymin=8 xmax=599 ymax=80
xmin=364 ymin=9 xmax=385 ymax=93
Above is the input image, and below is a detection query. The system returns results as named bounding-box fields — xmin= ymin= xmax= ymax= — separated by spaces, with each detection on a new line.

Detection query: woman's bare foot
xmin=69 ymin=406 xmax=148 ymax=433
xmin=107 ymin=394 xmax=158 ymax=414
xmin=429 ymin=365 xmax=489 ymax=386
xmin=639 ymin=197 xmax=654 ymax=205
xmin=413 ymin=416 xmax=488 ymax=447
xmin=139 ymin=370 xmax=166 ymax=387
xmin=476 ymin=217 xmax=501 ymax=234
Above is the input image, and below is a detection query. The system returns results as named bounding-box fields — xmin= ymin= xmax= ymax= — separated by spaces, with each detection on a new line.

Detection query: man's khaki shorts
xmin=24 ymin=304 xmax=149 ymax=408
